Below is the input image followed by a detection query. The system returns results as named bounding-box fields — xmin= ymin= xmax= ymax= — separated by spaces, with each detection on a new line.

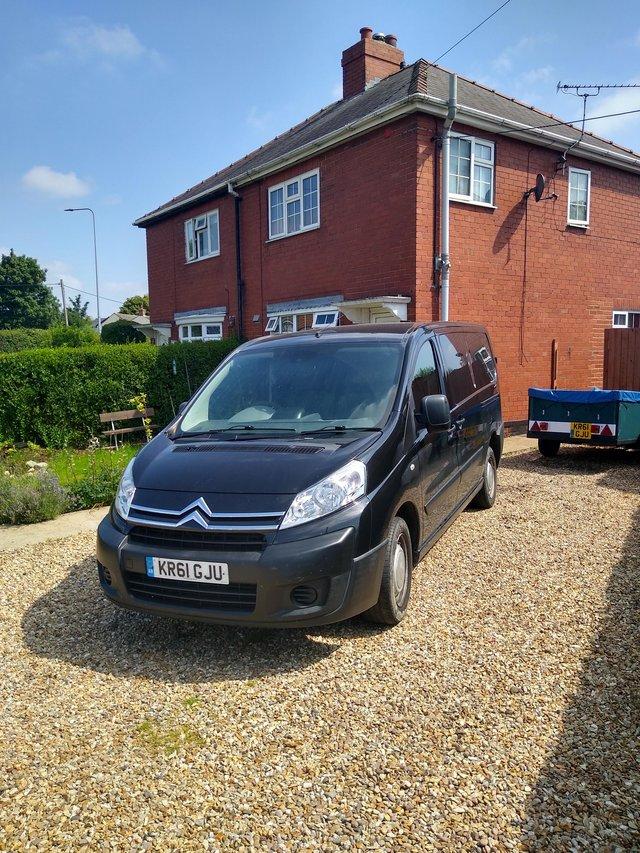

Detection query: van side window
xmin=411 ymin=340 xmax=440 ymax=408
xmin=469 ymin=334 xmax=497 ymax=387
xmin=437 ymin=333 xmax=475 ymax=406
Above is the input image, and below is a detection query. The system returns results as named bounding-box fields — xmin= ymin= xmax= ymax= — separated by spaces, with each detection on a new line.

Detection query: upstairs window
xmin=449 ymin=135 xmax=495 ymax=206
xmin=268 ymin=170 xmax=319 ymax=239
xmin=185 ymin=210 xmax=220 ymax=262
xmin=568 ymin=168 xmax=590 ymax=226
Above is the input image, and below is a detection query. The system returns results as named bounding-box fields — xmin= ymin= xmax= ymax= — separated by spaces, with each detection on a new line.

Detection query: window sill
xmin=567 ymin=222 xmax=589 ymax=230
xmin=186 ymin=252 xmax=221 ymax=264
xmin=266 ymin=223 xmax=320 ymax=243
xmin=449 ymin=196 xmax=496 ymax=210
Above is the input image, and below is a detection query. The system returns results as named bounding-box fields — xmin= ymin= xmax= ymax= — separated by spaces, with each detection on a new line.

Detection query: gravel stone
xmin=0 ymin=447 xmax=638 ymax=850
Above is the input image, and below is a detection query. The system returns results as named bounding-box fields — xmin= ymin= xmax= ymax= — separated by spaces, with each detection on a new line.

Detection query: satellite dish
xmin=533 ymin=173 xmax=546 ymax=202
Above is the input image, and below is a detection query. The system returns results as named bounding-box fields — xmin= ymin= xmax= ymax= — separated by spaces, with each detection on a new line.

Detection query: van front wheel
xmin=363 ymin=517 xmax=413 ymax=626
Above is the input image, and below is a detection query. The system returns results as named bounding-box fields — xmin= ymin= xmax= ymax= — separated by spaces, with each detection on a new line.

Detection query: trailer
xmin=527 ymin=388 xmax=640 ymax=457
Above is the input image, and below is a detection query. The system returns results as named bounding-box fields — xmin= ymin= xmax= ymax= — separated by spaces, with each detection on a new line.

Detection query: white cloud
xmin=246 ymin=106 xmax=273 ymax=132
xmin=519 ymin=66 xmax=554 ymax=86
xmin=331 ymin=82 xmax=343 ymax=100
xmin=22 ymin=165 xmax=90 ymax=198
xmin=38 ymin=20 xmax=160 ymax=66
xmin=491 ymin=36 xmax=542 ymax=74
xmin=103 ymin=193 xmax=123 ymax=206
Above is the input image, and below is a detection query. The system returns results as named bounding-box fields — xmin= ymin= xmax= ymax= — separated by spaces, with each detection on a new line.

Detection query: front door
xmin=409 ymin=339 xmax=460 ymax=544
xmin=436 ymin=331 xmax=493 ymax=501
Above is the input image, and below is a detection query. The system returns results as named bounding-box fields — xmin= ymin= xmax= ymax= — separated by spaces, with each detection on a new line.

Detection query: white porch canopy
xmin=339 ymin=296 xmax=411 ymax=324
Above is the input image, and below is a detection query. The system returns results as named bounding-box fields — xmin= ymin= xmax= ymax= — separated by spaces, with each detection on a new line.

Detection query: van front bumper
xmin=96 ymin=512 xmax=387 ymax=628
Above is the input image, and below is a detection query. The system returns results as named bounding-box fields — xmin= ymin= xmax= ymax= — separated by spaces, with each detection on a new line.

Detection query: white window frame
xmin=612 ymin=310 xmax=640 ymax=328
xmin=268 ymin=169 xmax=320 ymax=240
xmin=179 ymin=322 xmax=223 ymax=341
xmin=449 ymin=134 xmax=495 ymax=207
xmin=265 ymin=307 xmax=338 ymax=334
xmin=567 ymin=167 xmax=591 ymax=227
xmin=312 ymin=310 xmax=339 ymax=328
xmin=184 ymin=209 xmax=220 ymax=262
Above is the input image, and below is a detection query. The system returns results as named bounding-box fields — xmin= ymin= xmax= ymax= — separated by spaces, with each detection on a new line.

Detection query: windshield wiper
xmin=299 ymin=426 xmax=383 ymax=435
xmin=178 ymin=426 xmax=297 ymax=438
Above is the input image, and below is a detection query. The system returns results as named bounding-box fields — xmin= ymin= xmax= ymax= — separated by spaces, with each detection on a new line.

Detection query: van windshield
xmin=179 ymin=339 xmax=405 ymax=435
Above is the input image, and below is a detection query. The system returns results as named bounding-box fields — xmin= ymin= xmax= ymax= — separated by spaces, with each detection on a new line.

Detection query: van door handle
xmin=454 ymin=417 xmax=465 ymax=431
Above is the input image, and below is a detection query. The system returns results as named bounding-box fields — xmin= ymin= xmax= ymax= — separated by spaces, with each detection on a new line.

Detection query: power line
xmin=494 ymin=107 xmax=640 ymax=139
xmin=0 ymin=281 xmax=123 ymax=305
xmin=434 ymin=0 xmax=515 ymax=64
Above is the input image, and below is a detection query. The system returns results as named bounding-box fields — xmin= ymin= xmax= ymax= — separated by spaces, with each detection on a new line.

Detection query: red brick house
xmin=135 ymin=27 xmax=640 ymax=422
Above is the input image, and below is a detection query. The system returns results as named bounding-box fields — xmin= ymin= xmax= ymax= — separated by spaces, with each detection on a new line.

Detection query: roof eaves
xmin=133 ymin=94 xmax=418 ymax=227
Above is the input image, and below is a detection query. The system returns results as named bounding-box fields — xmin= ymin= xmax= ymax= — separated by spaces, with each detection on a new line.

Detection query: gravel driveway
xmin=1 ymin=447 xmax=638 ymax=851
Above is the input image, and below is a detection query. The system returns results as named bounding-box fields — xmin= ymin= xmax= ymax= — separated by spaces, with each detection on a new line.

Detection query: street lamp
xmin=64 ymin=207 xmax=101 ymax=332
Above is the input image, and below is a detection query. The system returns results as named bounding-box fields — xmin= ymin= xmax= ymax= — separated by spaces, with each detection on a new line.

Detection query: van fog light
xmin=98 ymin=562 xmax=112 ymax=586
xmin=291 ymin=585 xmax=318 ymax=607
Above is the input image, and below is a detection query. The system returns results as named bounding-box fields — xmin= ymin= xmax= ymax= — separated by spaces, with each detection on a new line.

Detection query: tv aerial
xmin=555 ymin=82 xmax=640 ymax=168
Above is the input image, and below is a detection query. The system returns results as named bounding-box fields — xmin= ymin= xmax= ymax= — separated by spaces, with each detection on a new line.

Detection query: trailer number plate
xmin=571 ymin=422 xmax=591 ymax=440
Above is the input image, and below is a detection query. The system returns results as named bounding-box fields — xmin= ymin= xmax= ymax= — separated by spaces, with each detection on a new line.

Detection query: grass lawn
xmin=0 ymin=442 xmax=142 ymax=522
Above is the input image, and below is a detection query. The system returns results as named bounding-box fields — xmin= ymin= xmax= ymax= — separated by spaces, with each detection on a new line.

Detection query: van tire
xmin=363 ymin=517 xmax=412 ymax=626
xmin=471 ymin=446 xmax=497 ymax=509
xmin=538 ymin=438 xmax=560 ymax=457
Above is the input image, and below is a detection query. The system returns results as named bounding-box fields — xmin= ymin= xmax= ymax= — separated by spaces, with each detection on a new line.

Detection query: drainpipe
xmin=440 ymin=73 xmax=457 ymax=322
xmin=227 ymin=182 xmax=244 ymax=340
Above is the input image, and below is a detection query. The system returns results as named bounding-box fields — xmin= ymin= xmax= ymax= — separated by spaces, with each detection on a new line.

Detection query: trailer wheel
xmin=538 ymin=438 xmax=560 ymax=457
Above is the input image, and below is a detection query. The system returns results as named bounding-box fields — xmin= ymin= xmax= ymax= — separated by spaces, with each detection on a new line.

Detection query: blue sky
xmin=2 ymin=0 xmax=640 ymax=318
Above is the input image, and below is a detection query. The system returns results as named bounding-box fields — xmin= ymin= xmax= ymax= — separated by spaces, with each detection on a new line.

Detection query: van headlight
xmin=115 ymin=458 xmax=136 ymax=519
xmin=280 ymin=460 xmax=366 ymax=529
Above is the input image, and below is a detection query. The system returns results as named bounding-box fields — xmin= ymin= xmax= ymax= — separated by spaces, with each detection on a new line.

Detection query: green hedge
xmin=0 ymin=339 xmax=237 ymax=448
xmin=0 ymin=328 xmax=53 ymax=352
xmin=147 ymin=339 xmax=238 ymax=427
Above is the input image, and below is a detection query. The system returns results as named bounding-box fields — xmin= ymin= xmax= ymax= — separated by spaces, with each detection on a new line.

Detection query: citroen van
xmin=97 ymin=322 xmax=503 ymax=627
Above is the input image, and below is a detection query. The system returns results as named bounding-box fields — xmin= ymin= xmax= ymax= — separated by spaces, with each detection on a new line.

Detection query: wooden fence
xmin=603 ymin=328 xmax=640 ymax=390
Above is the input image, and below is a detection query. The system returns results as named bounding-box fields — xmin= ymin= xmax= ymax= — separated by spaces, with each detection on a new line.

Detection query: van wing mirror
xmin=177 ymin=401 xmax=188 ymax=416
xmin=421 ymin=394 xmax=451 ymax=430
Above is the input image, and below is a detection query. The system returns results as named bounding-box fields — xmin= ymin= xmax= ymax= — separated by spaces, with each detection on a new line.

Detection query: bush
xmin=0 ymin=339 xmax=237 ymax=448
xmin=0 ymin=328 xmax=53 ymax=352
xmin=51 ymin=325 xmax=100 ymax=347
xmin=0 ymin=344 xmax=156 ymax=447
xmin=147 ymin=339 xmax=238 ymax=426
xmin=0 ymin=470 xmax=69 ymax=524
xmin=101 ymin=321 xmax=147 ymax=345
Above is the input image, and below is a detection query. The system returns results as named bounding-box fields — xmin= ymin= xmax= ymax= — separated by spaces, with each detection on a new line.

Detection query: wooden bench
xmin=99 ymin=408 xmax=156 ymax=449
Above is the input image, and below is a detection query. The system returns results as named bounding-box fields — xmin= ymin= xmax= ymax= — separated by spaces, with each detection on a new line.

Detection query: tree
xmin=0 ymin=250 xmax=61 ymax=329
xmin=120 ymin=294 xmax=149 ymax=316
xmin=67 ymin=293 xmax=92 ymax=327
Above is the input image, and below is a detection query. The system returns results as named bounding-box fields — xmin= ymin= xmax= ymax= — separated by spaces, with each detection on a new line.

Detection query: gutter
xmin=134 ymin=92 xmax=640 ymax=227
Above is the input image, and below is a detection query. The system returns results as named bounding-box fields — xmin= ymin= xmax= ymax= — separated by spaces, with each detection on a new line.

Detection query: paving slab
xmin=0 ymin=506 xmax=106 ymax=552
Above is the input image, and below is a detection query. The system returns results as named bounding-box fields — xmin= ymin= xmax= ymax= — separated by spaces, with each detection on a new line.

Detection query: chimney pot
xmin=359 ymin=26 xmax=373 ymax=40
xmin=384 ymin=34 xmax=398 ymax=47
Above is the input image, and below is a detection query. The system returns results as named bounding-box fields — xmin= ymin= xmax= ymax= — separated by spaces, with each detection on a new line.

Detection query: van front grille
xmin=123 ymin=570 xmax=257 ymax=612
xmin=128 ymin=525 xmax=267 ymax=552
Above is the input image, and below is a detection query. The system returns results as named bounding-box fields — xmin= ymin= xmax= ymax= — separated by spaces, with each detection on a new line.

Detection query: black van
xmin=97 ymin=323 xmax=502 ymax=627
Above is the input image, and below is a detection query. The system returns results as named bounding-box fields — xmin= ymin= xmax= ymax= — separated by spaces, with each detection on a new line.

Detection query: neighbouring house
xmin=134 ymin=27 xmax=640 ymax=421
xmin=93 ymin=311 xmax=151 ymax=334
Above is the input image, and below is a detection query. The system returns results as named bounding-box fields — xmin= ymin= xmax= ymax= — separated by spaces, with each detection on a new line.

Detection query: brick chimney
xmin=341 ymin=28 xmax=404 ymax=99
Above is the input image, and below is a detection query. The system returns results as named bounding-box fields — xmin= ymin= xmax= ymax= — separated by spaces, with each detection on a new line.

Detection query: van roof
xmin=244 ymin=320 xmax=488 ymax=347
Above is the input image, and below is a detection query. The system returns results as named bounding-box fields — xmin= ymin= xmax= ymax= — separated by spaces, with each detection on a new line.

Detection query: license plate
xmin=571 ymin=422 xmax=591 ymax=440
xmin=145 ymin=556 xmax=229 ymax=585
